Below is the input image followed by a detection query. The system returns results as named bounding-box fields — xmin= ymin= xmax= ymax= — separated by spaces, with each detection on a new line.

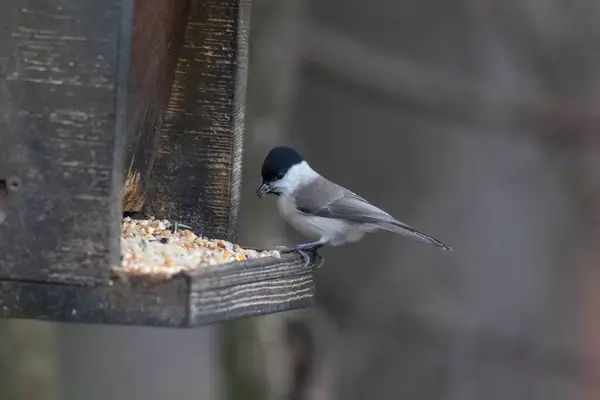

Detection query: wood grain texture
xmin=0 ymin=0 xmax=132 ymax=284
xmin=188 ymin=250 xmax=322 ymax=290
xmin=146 ymin=0 xmax=251 ymax=242
xmin=123 ymin=0 xmax=191 ymax=211
xmin=0 ymin=275 xmax=190 ymax=326
xmin=189 ymin=272 xmax=315 ymax=325
xmin=188 ymin=250 xmax=320 ymax=325
xmin=0 ymin=250 xmax=320 ymax=327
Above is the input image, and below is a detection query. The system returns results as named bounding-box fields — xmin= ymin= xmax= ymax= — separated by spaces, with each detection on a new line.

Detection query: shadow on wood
xmin=123 ymin=0 xmax=191 ymax=212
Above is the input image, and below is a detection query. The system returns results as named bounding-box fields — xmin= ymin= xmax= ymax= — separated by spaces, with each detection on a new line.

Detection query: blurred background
xmin=2 ymin=0 xmax=600 ymax=399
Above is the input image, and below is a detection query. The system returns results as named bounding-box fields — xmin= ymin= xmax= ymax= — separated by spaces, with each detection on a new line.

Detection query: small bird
xmin=257 ymin=146 xmax=453 ymax=266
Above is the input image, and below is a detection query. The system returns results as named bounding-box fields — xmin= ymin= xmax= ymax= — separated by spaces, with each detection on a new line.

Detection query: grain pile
xmin=119 ymin=217 xmax=281 ymax=276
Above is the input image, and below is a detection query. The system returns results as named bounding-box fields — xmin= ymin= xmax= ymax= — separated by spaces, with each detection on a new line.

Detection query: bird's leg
xmin=296 ymin=240 xmax=326 ymax=267
xmin=296 ymin=241 xmax=325 ymax=251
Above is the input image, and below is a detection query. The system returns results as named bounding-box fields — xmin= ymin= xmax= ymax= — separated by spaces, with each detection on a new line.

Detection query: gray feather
xmin=294 ymin=177 xmax=452 ymax=250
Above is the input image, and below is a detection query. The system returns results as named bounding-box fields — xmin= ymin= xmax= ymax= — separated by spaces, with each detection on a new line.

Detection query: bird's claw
xmin=298 ymin=249 xmax=312 ymax=268
xmin=270 ymin=244 xmax=322 ymax=268
xmin=295 ymin=244 xmax=323 ymax=268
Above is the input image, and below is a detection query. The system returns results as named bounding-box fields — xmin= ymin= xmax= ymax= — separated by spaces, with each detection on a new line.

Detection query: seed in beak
xmin=257 ymin=183 xmax=270 ymax=197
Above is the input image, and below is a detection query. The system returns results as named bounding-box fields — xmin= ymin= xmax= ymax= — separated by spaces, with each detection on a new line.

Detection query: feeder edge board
xmin=0 ymin=250 xmax=321 ymax=327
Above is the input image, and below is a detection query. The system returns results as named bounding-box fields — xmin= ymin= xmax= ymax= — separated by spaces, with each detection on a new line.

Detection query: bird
xmin=256 ymin=146 xmax=453 ymax=266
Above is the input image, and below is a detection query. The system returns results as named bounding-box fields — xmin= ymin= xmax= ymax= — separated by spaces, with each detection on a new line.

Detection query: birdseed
xmin=118 ymin=217 xmax=280 ymax=276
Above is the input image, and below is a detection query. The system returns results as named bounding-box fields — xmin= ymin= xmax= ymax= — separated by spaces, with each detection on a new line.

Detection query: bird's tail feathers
xmin=377 ymin=221 xmax=453 ymax=251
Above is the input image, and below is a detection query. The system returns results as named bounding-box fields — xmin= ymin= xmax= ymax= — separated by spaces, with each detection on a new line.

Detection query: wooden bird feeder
xmin=0 ymin=0 xmax=321 ymax=327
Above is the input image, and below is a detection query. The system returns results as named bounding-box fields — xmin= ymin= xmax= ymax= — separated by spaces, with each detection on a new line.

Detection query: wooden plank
xmin=146 ymin=0 xmax=251 ymax=242
xmin=189 ymin=272 xmax=315 ymax=325
xmin=188 ymin=250 xmax=319 ymax=325
xmin=0 ymin=276 xmax=190 ymax=327
xmin=0 ymin=250 xmax=320 ymax=327
xmin=123 ymin=0 xmax=191 ymax=211
xmin=0 ymin=0 xmax=133 ymax=284
xmin=187 ymin=249 xmax=320 ymax=290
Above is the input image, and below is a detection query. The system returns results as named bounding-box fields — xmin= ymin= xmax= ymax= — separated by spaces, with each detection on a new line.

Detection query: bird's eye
xmin=276 ymin=173 xmax=284 ymax=180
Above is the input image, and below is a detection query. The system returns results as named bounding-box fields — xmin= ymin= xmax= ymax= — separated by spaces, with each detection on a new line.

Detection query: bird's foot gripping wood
xmin=296 ymin=242 xmax=325 ymax=268
xmin=297 ymin=249 xmax=315 ymax=268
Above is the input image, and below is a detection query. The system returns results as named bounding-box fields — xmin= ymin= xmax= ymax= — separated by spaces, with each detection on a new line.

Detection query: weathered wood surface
xmin=0 ymin=0 xmax=132 ymax=284
xmin=146 ymin=0 xmax=251 ymax=242
xmin=0 ymin=250 xmax=320 ymax=327
xmin=188 ymin=250 xmax=319 ymax=325
xmin=123 ymin=0 xmax=190 ymax=211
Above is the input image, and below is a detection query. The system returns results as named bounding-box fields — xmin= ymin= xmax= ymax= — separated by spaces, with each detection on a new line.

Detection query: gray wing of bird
xmin=294 ymin=176 xmax=401 ymax=223
xmin=294 ymin=177 xmax=453 ymax=250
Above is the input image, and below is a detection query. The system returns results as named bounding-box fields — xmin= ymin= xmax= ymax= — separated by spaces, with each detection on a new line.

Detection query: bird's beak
xmin=256 ymin=182 xmax=271 ymax=198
